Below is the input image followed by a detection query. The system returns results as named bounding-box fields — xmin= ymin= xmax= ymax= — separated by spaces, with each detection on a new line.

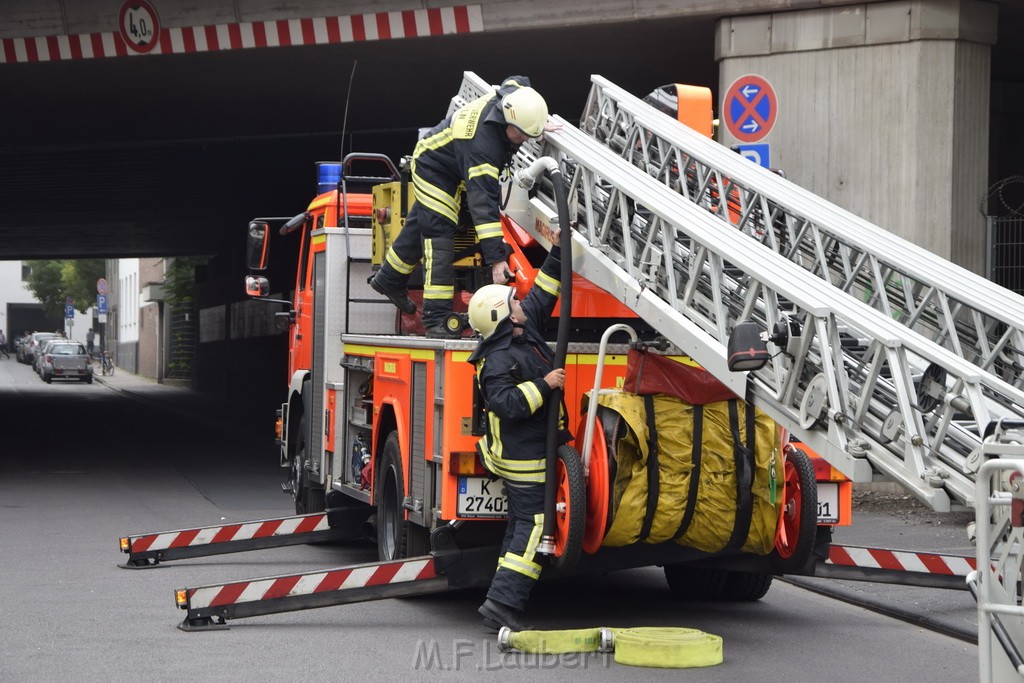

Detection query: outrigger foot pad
xmin=178 ymin=616 xmax=230 ymax=632
xmin=118 ymin=557 xmax=160 ymax=570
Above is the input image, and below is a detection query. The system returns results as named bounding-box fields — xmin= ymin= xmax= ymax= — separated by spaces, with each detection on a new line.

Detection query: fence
xmin=988 ymin=216 xmax=1024 ymax=295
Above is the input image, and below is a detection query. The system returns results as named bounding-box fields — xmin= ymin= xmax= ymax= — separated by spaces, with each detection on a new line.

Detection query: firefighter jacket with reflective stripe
xmin=468 ymin=247 xmax=569 ymax=482
xmin=410 ymin=78 xmax=528 ymax=265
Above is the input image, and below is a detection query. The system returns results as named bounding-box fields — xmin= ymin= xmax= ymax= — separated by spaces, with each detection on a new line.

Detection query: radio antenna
xmin=340 ymin=60 xmax=358 ymax=160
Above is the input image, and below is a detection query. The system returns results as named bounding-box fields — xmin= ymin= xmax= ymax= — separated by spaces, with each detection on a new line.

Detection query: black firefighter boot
xmin=478 ymin=598 xmax=532 ymax=632
xmin=369 ymin=273 xmax=416 ymax=315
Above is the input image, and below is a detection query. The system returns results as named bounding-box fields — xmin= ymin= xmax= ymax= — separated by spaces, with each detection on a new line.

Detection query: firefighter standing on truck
xmin=466 ymin=231 xmax=567 ymax=631
xmin=369 ymin=76 xmax=550 ymax=339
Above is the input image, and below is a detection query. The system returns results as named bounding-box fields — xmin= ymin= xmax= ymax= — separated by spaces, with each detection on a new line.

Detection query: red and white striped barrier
xmin=1 ymin=5 xmax=482 ymax=64
xmin=185 ymin=557 xmax=437 ymax=609
xmin=828 ymin=544 xmax=977 ymax=577
xmin=127 ymin=513 xmax=331 ymax=553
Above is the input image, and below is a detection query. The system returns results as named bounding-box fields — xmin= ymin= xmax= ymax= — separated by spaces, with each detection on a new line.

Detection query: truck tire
xmin=664 ymin=566 xmax=773 ymax=602
xmin=772 ymin=447 xmax=817 ymax=572
xmin=293 ymin=417 xmax=325 ymax=515
xmin=721 ymin=570 xmax=773 ymax=601
xmin=376 ymin=431 xmax=412 ymax=561
xmin=664 ymin=565 xmax=728 ymax=601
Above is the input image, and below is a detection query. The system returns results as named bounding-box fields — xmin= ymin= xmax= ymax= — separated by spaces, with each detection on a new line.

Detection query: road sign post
xmin=65 ymin=297 xmax=74 ymax=337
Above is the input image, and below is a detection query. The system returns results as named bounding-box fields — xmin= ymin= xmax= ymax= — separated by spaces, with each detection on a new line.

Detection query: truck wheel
xmin=721 ymin=571 xmax=773 ymax=601
xmin=550 ymin=445 xmax=585 ymax=572
xmin=292 ymin=417 xmax=325 ymax=515
xmin=664 ymin=565 xmax=728 ymax=601
xmin=772 ymin=447 xmax=817 ymax=571
xmin=376 ymin=431 xmax=414 ymax=561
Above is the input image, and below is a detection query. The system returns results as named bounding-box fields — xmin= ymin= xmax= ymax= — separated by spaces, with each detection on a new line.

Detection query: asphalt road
xmin=0 ymin=358 xmax=980 ymax=681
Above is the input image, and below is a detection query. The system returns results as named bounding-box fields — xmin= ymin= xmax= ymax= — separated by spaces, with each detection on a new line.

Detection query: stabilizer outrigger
xmin=118 ymin=504 xmax=371 ymax=568
xmin=173 ymin=546 xmax=495 ymax=631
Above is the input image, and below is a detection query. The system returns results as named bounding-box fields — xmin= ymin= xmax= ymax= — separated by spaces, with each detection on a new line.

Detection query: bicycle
xmin=100 ymin=351 xmax=114 ymax=377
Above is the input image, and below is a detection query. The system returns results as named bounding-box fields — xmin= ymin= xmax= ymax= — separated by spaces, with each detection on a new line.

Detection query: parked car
xmin=20 ymin=332 xmax=60 ymax=365
xmin=13 ymin=334 xmax=31 ymax=362
xmin=34 ymin=339 xmax=58 ymax=375
xmin=39 ymin=341 xmax=92 ymax=384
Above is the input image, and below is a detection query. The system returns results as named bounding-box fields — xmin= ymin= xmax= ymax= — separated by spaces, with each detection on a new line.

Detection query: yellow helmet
xmin=500 ymin=87 xmax=548 ymax=138
xmin=468 ymin=284 xmax=515 ymax=339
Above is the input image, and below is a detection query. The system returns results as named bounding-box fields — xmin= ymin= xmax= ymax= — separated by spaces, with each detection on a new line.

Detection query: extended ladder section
xmin=453 ymin=72 xmax=1024 ymax=514
xmin=582 ymin=75 xmax=1024 ymax=392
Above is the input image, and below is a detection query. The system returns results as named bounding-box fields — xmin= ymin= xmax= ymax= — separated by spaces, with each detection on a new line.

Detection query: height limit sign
xmin=724 ymin=75 xmax=778 ymax=143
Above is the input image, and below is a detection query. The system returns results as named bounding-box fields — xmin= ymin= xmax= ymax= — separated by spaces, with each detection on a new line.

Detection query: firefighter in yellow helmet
xmin=369 ymin=76 xmax=550 ymax=338
xmin=466 ymin=230 xmax=568 ymax=631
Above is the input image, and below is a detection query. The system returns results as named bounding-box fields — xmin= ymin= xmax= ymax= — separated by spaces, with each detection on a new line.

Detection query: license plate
xmin=457 ymin=476 xmax=508 ymax=517
xmin=816 ymin=482 xmax=840 ymax=524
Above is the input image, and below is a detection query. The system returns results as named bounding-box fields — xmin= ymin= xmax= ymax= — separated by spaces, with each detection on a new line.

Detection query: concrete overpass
xmin=1 ymin=0 xmax=1021 ymax=399
xmin=1 ymin=0 xmax=1021 ymax=260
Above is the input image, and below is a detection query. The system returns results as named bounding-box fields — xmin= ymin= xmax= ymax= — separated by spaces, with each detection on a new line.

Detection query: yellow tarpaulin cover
xmin=597 ymin=390 xmax=780 ymax=554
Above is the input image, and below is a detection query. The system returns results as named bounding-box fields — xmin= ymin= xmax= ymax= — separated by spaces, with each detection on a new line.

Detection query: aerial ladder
xmin=124 ymin=74 xmax=1022 ymax=673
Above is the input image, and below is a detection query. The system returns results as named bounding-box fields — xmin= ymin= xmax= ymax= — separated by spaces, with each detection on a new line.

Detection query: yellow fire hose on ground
xmin=497 ymin=626 xmax=723 ymax=668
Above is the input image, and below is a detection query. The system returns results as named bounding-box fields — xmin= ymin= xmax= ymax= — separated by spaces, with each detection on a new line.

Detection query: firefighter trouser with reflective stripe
xmin=487 ymin=480 xmax=545 ymax=613
xmin=371 ymin=200 xmax=456 ymax=329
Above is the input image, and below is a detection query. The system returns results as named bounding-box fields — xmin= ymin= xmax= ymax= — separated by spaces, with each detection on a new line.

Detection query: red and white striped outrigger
xmin=173 ymin=547 xmax=495 ymax=631
xmin=118 ymin=504 xmax=371 ymax=568
xmin=178 ymin=555 xmax=432 ymax=630
xmin=818 ymin=544 xmax=977 ymax=590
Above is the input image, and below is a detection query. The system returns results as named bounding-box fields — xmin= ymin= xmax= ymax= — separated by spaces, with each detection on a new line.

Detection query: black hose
xmin=542 ymin=167 xmax=572 ymax=544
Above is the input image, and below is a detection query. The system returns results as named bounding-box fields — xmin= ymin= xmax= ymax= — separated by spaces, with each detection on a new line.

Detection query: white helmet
xmin=501 ymin=87 xmax=548 ymax=138
xmin=468 ymin=284 xmax=515 ymax=339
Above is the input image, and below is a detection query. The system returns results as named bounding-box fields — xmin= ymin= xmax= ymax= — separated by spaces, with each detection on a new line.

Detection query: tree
xmin=24 ymin=260 xmax=106 ymax=319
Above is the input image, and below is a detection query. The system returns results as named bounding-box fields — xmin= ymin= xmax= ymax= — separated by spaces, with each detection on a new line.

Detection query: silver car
xmin=39 ymin=341 xmax=93 ymax=384
xmin=34 ymin=339 xmax=59 ymax=375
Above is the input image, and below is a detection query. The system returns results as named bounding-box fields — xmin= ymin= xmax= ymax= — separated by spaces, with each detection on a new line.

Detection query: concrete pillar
xmin=716 ymin=0 xmax=997 ymax=274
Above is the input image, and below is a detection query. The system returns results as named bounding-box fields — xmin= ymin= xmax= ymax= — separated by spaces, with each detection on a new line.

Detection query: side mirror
xmin=245 ymin=275 xmax=270 ymax=298
xmin=727 ymin=321 xmax=770 ymax=372
xmin=247 ymin=221 xmax=270 ymax=270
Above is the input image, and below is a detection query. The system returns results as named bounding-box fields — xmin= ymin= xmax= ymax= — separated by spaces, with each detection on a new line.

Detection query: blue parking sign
xmin=97 ymin=294 xmax=108 ymax=314
xmin=736 ymin=143 xmax=771 ymax=168
xmin=65 ymin=304 xmax=74 ymax=319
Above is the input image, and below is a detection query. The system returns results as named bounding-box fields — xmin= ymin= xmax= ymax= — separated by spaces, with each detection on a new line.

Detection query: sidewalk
xmin=92 ymin=365 xmax=245 ymax=436
xmin=91 ymin=364 xmax=276 ymax=446
xmin=92 ymin=365 xmax=192 ymax=397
